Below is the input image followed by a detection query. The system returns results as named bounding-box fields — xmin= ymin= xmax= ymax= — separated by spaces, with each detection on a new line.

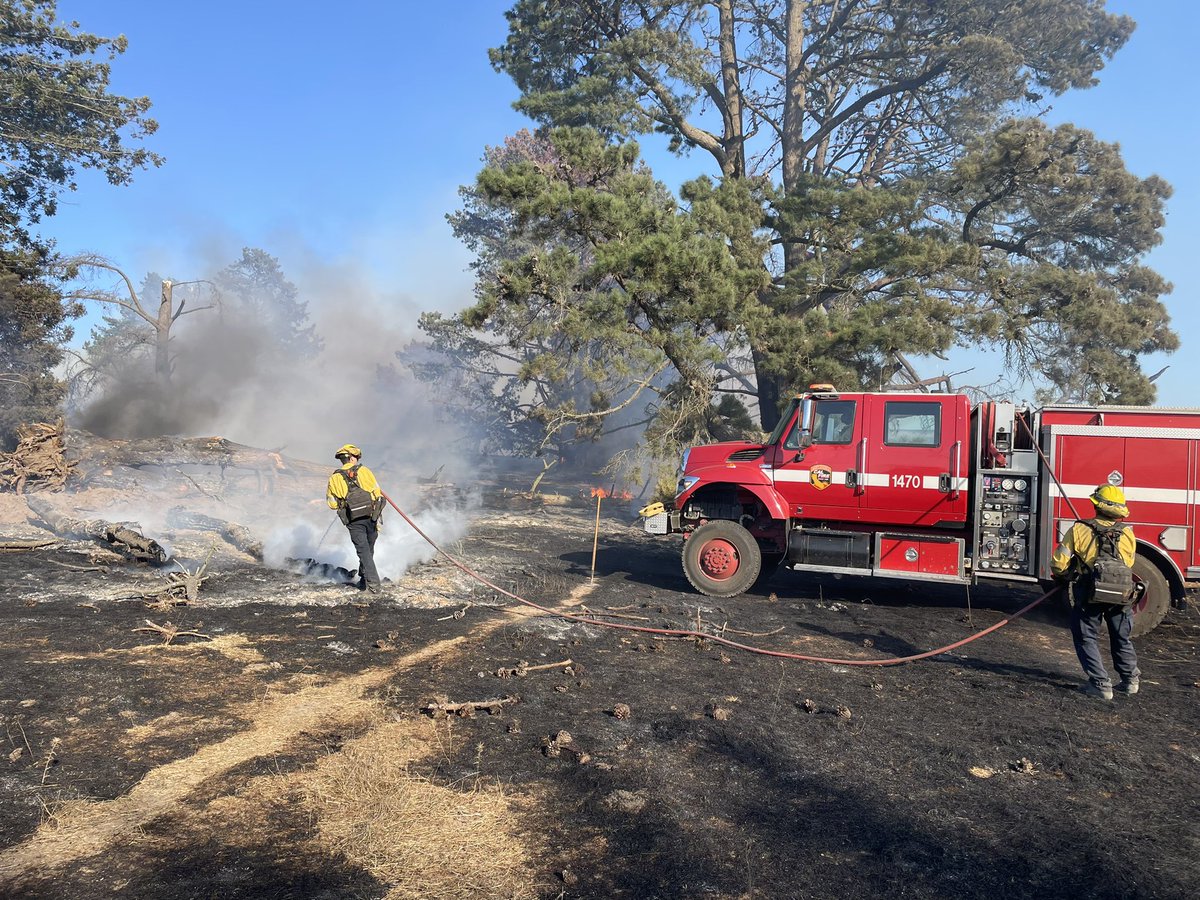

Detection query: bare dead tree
xmin=58 ymin=255 xmax=219 ymax=388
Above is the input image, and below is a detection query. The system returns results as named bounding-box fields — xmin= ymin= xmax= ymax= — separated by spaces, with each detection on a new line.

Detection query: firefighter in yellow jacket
xmin=326 ymin=444 xmax=384 ymax=594
xmin=1050 ymin=484 xmax=1139 ymax=700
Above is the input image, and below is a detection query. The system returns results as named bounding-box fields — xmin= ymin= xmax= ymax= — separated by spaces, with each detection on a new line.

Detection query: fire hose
xmin=381 ymin=492 xmax=1060 ymax=667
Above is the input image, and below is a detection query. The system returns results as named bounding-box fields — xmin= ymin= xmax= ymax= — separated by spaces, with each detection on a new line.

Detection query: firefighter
xmin=1050 ymin=484 xmax=1140 ymax=700
xmin=326 ymin=443 xmax=385 ymax=595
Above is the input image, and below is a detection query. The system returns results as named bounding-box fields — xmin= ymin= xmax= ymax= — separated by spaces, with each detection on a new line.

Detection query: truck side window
xmin=884 ymin=401 xmax=942 ymax=447
xmin=790 ymin=399 xmax=856 ymax=446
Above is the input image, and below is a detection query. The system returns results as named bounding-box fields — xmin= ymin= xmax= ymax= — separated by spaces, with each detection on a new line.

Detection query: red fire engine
xmin=641 ymin=386 xmax=1197 ymax=636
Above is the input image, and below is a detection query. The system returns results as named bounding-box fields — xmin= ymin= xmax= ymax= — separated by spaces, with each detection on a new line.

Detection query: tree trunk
xmin=716 ymin=0 xmax=745 ymax=178
xmin=781 ymin=0 xmax=807 ymax=192
xmin=752 ymin=0 xmax=808 ymax=431
xmin=156 ymin=280 xmax=173 ymax=386
xmin=753 ymin=346 xmax=785 ymax=432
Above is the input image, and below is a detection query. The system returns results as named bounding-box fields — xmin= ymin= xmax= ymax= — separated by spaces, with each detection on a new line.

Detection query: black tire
xmin=1131 ymin=554 xmax=1170 ymax=638
xmin=682 ymin=520 xmax=762 ymax=598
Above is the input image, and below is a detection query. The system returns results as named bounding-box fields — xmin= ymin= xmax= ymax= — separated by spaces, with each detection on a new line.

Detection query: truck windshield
xmin=765 ymin=398 xmax=800 ymax=447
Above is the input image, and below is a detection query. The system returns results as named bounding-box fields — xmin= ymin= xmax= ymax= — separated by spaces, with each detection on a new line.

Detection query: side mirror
xmin=798 ymin=397 xmax=815 ymax=449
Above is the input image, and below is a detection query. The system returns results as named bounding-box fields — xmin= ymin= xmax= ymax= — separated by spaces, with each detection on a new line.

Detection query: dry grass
xmin=302 ymin=721 xmax=541 ymax=900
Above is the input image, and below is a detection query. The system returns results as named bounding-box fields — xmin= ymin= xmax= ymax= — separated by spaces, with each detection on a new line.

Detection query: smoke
xmin=73 ymin=254 xmax=484 ymax=479
xmin=68 ymin=248 xmax=493 ymax=587
xmin=262 ymin=492 xmax=481 ymax=584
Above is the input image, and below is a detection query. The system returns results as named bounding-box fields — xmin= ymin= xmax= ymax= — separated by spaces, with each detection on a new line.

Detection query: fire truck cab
xmin=642 ymin=387 xmax=1197 ymax=636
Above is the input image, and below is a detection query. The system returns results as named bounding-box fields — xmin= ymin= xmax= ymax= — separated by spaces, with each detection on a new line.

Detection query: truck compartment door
xmin=874 ymin=533 xmax=967 ymax=583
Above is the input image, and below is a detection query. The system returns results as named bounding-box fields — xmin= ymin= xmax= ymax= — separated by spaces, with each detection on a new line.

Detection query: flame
xmin=269 ymin=451 xmax=286 ymax=471
xmin=590 ymin=486 xmax=633 ymax=500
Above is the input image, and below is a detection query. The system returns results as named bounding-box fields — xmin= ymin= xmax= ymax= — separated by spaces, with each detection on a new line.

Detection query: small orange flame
xmin=590 ymin=486 xmax=633 ymax=500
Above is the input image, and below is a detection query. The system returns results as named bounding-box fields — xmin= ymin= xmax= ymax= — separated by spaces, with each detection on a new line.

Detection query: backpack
xmin=1079 ymin=518 xmax=1134 ymax=606
xmin=335 ymin=464 xmax=378 ymax=523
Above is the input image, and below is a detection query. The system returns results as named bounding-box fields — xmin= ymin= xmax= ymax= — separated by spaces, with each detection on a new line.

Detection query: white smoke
xmin=263 ymin=491 xmax=481 ymax=584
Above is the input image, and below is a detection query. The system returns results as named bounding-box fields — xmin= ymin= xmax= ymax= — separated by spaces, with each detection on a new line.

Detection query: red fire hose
xmin=382 ymin=492 xmax=1060 ymax=667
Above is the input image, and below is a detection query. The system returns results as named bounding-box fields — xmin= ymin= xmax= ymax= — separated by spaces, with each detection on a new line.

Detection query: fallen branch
xmin=133 ymin=619 xmax=212 ymax=645
xmin=40 ymin=737 xmax=61 ymax=785
xmin=495 ymin=658 xmax=573 ymax=679
xmin=174 ymin=469 xmax=224 ymax=503
xmin=47 ymin=559 xmax=109 ymax=573
xmin=157 ymin=545 xmax=217 ymax=604
xmin=436 ymin=603 xmax=473 ymax=622
xmin=0 ymin=540 xmax=56 ymax=552
xmin=421 ymin=695 xmax=518 ymax=719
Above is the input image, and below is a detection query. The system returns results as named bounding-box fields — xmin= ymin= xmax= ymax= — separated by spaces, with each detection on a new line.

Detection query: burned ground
xmin=1 ymin=488 xmax=1199 ymax=899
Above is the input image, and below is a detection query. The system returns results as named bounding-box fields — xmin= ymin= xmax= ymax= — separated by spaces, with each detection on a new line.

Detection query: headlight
xmin=675 ymin=476 xmax=699 ymax=498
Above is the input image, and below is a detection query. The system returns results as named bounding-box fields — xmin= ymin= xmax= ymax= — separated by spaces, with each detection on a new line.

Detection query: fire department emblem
xmin=810 ymin=464 xmax=833 ymax=491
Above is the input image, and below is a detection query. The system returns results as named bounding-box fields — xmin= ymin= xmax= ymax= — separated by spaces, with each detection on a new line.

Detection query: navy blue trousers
xmin=346 ymin=518 xmax=380 ymax=589
xmin=1070 ymin=600 xmax=1139 ymax=688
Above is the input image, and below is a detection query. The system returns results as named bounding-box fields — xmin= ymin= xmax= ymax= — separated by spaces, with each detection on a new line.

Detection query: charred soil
xmin=1 ymin=488 xmax=1199 ymax=899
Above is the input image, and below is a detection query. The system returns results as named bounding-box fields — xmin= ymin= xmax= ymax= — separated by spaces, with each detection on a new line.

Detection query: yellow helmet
xmin=334 ymin=443 xmax=362 ymax=460
xmin=1091 ymin=484 xmax=1128 ymax=519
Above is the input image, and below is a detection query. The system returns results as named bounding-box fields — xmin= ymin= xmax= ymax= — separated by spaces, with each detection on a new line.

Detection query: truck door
xmin=770 ymin=397 xmax=863 ymax=522
xmin=859 ymin=395 xmax=970 ymax=528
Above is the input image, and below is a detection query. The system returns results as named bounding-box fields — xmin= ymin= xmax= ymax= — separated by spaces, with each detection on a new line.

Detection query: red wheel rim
xmin=698 ymin=538 xmax=740 ymax=580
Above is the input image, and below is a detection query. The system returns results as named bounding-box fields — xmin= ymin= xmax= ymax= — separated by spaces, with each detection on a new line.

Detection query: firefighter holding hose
xmin=326 ymin=443 xmax=385 ymax=595
xmin=1051 ymin=484 xmax=1140 ymax=700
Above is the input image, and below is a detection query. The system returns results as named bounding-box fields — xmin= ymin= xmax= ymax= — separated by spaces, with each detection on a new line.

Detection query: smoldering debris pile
xmin=0 ymin=421 xmax=71 ymax=494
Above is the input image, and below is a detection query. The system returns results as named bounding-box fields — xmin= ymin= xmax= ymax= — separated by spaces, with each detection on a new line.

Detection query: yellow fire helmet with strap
xmin=334 ymin=443 xmax=362 ymax=460
xmin=1091 ymin=484 xmax=1129 ymax=519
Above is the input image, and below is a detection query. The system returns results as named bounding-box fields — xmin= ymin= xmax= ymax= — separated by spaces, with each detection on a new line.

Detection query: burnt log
xmin=65 ymin=431 xmax=329 ymax=495
xmin=25 ymin=495 xmax=170 ymax=565
xmin=165 ymin=507 xmax=264 ymax=559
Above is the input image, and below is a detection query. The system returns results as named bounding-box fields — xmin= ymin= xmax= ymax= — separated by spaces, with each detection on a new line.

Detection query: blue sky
xmin=43 ymin=1 xmax=1199 ymax=406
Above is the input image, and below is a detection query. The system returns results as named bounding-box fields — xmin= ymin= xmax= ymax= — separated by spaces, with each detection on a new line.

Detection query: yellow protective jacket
xmin=326 ymin=463 xmax=382 ymax=510
xmin=1050 ymin=519 xmax=1135 ymax=579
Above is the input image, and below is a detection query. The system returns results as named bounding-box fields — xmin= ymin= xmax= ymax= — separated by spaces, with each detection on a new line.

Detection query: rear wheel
xmin=1131 ymin=555 xmax=1170 ymax=638
xmin=682 ymin=520 xmax=761 ymax=598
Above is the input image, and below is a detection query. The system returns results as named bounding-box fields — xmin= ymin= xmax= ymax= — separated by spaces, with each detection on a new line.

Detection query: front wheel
xmin=1131 ymin=555 xmax=1170 ymax=638
xmin=682 ymin=520 xmax=762 ymax=598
